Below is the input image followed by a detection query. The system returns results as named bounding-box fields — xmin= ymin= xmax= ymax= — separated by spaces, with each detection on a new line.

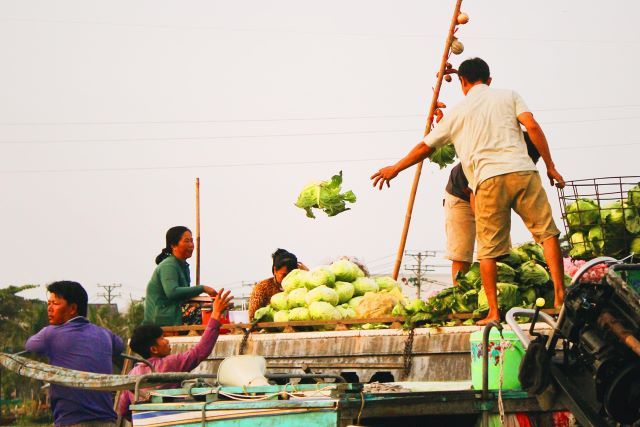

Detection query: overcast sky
xmin=1 ymin=0 xmax=639 ymax=308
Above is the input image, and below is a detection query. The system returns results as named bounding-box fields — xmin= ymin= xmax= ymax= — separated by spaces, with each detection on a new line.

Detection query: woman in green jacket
xmin=143 ymin=226 xmax=217 ymax=326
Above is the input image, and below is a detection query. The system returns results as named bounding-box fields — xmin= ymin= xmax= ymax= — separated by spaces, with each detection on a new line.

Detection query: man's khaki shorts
xmin=444 ymin=192 xmax=476 ymax=263
xmin=474 ymin=171 xmax=560 ymax=260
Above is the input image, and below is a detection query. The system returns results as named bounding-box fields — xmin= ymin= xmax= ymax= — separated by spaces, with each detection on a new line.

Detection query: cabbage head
xmin=568 ymin=231 xmax=592 ymax=259
xmin=273 ymin=310 xmax=289 ymax=323
xmin=497 ymin=262 xmax=517 ymax=283
xmin=405 ymin=298 xmax=427 ymax=314
xmin=330 ymin=259 xmax=365 ymax=282
xmin=306 ymin=266 xmax=336 ymax=289
xmin=453 ymin=288 xmax=477 ymax=313
xmin=270 ymin=292 xmax=289 ymax=311
xmin=566 ymin=199 xmax=600 ymax=231
xmin=287 ymin=287 xmax=308 ymax=308
xmin=295 ymin=171 xmax=357 ymax=218
xmin=375 ymin=276 xmax=401 ymax=291
xmin=589 ymin=225 xmax=626 ymax=257
xmin=628 ymin=183 xmax=640 ymax=208
xmin=518 ymin=260 xmax=550 ymax=287
xmin=308 ymin=301 xmax=342 ymax=321
xmin=253 ymin=306 xmax=274 ymax=322
xmin=352 ymin=277 xmax=379 ymax=296
xmin=282 ymin=269 xmax=310 ymax=292
xmin=391 ymin=302 xmax=407 ymax=317
xmin=429 ymin=143 xmax=457 ymax=169
xmin=600 ymin=200 xmax=640 ymax=233
xmin=335 ymin=281 xmax=355 ymax=304
xmin=499 ymin=250 xmax=526 ymax=269
xmin=337 ymin=305 xmax=356 ymax=319
xmin=306 ymin=285 xmax=339 ymax=306
xmin=348 ymin=296 xmax=364 ymax=310
xmin=288 ymin=307 xmax=310 ymax=321
xmin=477 ymin=283 xmax=520 ymax=313
xmin=521 ymin=287 xmax=538 ymax=307
xmin=517 ymin=242 xmax=545 ymax=264
xmin=631 ymin=237 xmax=640 ymax=254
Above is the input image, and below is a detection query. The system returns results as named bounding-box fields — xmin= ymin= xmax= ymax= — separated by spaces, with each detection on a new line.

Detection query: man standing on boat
xmin=25 ymin=280 xmax=124 ymax=427
xmin=371 ymin=57 xmax=566 ymax=325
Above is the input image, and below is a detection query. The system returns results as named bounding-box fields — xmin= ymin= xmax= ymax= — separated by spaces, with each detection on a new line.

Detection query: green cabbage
xmin=518 ymin=260 xmax=550 ymax=287
xmin=337 ymin=305 xmax=356 ymax=319
xmin=329 ymin=259 xmax=365 ymax=282
xmin=404 ymin=298 xmax=427 ymax=315
xmin=253 ymin=306 xmax=274 ymax=322
xmin=497 ymin=262 xmax=517 ymax=283
xmin=566 ymin=199 xmax=600 ymax=231
xmin=628 ymin=183 xmax=640 ymax=208
xmin=281 ymin=269 xmax=310 ymax=292
xmin=308 ymin=301 xmax=342 ymax=321
xmin=589 ymin=225 xmax=626 ymax=257
xmin=335 ymin=281 xmax=355 ymax=304
xmin=521 ymin=287 xmax=537 ymax=307
xmin=631 ymin=237 xmax=640 ymax=254
xmin=499 ymin=249 xmax=527 ymax=269
xmin=453 ymin=288 xmax=477 ymax=313
xmin=288 ymin=307 xmax=310 ymax=321
xmin=391 ymin=302 xmax=407 ymax=317
xmin=348 ymin=296 xmax=364 ymax=310
xmin=295 ymin=171 xmax=356 ymax=218
xmin=375 ymin=276 xmax=401 ymax=291
xmin=568 ymin=231 xmax=592 ymax=259
xmin=477 ymin=283 xmax=520 ymax=314
xmin=429 ymin=143 xmax=457 ymax=169
xmin=270 ymin=292 xmax=289 ymax=311
xmin=306 ymin=285 xmax=339 ymax=306
xmin=273 ymin=310 xmax=289 ymax=323
xmin=287 ymin=287 xmax=308 ymax=308
xmin=600 ymin=200 xmax=640 ymax=233
xmin=306 ymin=266 xmax=336 ymax=289
xmin=517 ymin=242 xmax=545 ymax=264
xmin=352 ymin=277 xmax=379 ymax=296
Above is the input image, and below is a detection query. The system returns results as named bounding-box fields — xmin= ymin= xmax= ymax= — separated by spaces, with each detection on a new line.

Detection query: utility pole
xmin=97 ymin=283 xmax=122 ymax=305
xmin=404 ymin=251 xmax=436 ymax=299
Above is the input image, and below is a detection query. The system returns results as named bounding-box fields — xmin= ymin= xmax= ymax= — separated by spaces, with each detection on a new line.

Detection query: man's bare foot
xmin=476 ymin=314 xmax=500 ymax=326
xmin=554 ymin=289 xmax=565 ymax=309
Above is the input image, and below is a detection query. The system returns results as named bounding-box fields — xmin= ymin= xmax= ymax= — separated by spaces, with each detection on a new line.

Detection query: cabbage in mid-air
xmin=295 ymin=171 xmax=356 ymax=218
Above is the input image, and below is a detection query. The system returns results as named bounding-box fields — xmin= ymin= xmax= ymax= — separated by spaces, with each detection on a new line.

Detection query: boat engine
xmin=522 ymin=262 xmax=640 ymax=426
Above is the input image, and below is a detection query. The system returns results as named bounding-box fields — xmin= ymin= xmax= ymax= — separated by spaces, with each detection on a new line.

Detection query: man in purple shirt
xmin=25 ymin=281 xmax=124 ymax=427
xmin=117 ymin=288 xmax=232 ymax=421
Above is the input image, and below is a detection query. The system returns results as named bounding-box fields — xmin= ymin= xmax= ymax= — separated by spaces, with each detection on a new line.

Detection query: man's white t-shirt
xmin=422 ymin=84 xmax=537 ymax=192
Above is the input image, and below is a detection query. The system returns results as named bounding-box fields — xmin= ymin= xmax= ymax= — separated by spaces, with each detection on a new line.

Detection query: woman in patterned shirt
xmin=248 ymin=249 xmax=304 ymax=320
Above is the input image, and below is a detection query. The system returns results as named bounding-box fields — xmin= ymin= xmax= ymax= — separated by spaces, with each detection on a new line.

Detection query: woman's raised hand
xmin=212 ymin=289 xmax=233 ymax=321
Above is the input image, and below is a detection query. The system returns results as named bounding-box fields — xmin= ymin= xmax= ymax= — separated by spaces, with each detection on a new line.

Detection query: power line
xmin=0 ymin=128 xmax=419 ymax=145
xmin=0 ymin=156 xmax=397 ymax=174
xmin=403 ymin=251 xmax=437 ymax=299
xmin=3 ymin=18 xmax=638 ymax=46
xmin=1 ymin=105 xmax=639 ymax=127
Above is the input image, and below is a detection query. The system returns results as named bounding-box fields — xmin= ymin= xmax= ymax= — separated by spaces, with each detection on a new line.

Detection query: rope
xmin=356 ymin=390 xmax=366 ymax=425
xmin=498 ymin=339 xmax=507 ymax=425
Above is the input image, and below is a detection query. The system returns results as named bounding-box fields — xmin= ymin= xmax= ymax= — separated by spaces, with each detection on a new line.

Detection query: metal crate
xmin=557 ymin=176 xmax=640 ymax=260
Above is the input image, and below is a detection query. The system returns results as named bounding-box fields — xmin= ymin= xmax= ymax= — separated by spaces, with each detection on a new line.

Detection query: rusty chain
xmin=402 ymin=326 xmax=416 ymax=376
xmin=238 ymin=321 xmax=259 ymax=355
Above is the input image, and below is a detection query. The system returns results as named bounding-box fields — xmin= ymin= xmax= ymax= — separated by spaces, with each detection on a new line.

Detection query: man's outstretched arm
xmin=370 ymin=142 xmax=434 ymax=189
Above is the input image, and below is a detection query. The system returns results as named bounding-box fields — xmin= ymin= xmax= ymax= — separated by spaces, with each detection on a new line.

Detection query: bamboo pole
xmin=392 ymin=0 xmax=464 ymax=280
xmin=195 ymin=177 xmax=201 ymax=286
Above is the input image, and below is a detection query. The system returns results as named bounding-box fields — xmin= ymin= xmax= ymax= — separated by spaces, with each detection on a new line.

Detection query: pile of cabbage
xmin=252 ymin=259 xmax=406 ymax=330
xmin=393 ymin=242 xmax=569 ymax=326
xmin=565 ymin=184 xmax=640 ymax=259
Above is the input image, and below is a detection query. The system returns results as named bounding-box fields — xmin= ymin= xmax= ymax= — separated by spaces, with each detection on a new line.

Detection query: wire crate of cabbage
xmin=558 ymin=178 xmax=640 ymax=260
